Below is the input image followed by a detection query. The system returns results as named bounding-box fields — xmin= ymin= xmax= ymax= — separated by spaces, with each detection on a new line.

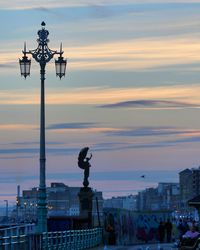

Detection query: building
xmin=122 ymin=195 xmax=137 ymax=210
xmin=103 ymin=195 xmax=137 ymax=211
xmin=136 ymin=182 xmax=180 ymax=211
xmin=17 ymin=183 xmax=103 ymax=224
xmin=103 ymin=196 xmax=123 ymax=210
xmin=137 ymin=188 xmax=159 ymax=211
xmin=179 ymin=167 xmax=200 ymax=210
xmin=47 ymin=183 xmax=79 ymax=216
xmin=157 ymin=182 xmax=180 ymax=210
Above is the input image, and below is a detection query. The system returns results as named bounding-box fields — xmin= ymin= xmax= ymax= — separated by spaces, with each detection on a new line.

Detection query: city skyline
xmin=1 ymin=1 xmax=200 ymax=204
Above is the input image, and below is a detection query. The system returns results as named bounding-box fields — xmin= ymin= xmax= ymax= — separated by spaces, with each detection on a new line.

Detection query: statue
xmin=78 ymin=147 xmax=92 ymax=187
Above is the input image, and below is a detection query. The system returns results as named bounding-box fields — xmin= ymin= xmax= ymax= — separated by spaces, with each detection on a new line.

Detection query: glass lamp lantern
xmin=55 ymin=56 xmax=67 ymax=79
xmin=19 ymin=55 xmax=31 ymax=78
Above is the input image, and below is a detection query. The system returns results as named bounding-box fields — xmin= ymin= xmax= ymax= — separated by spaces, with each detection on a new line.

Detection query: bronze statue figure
xmin=78 ymin=147 xmax=92 ymax=187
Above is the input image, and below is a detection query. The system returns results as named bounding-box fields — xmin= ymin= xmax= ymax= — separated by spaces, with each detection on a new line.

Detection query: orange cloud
xmin=0 ymin=84 xmax=200 ymax=106
xmin=0 ymin=124 xmax=36 ymax=130
xmin=2 ymin=35 xmax=200 ymax=71
xmin=65 ymin=36 xmax=200 ymax=70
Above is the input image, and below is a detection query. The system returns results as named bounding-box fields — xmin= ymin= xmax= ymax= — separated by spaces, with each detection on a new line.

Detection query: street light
xmin=55 ymin=43 xmax=67 ymax=79
xmin=19 ymin=43 xmax=31 ymax=78
xmin=19 ymin=22 xmax=67 ymax=233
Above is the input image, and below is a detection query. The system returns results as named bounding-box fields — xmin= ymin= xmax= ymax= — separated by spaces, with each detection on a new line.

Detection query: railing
xmin=0 ymin=228 xmax=102 ymax=250
xmin=42 ymin=228 xmax=103 ymax=250
xmin=0 ymin=234 xmax=29 ymax=250
xmin=0 ymin=224 xmax=36 ymax=237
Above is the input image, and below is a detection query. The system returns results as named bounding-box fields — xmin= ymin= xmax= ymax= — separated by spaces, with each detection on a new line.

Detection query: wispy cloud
xmin=3 ymin=34 xmax=200 ymax=72
xmin=1 ymin=85 xmax=200 ymax=106
xmin=93 ymin=137 xmax=200 ymax=151
xmin=2 ymin=1 xmax=200 ymax=10
xmin=47 ymin=122 xmax=96 ymax=130
xmin=0 ymin=1 xmax=134 ymax=10
xmin=0 ymin=147 xmax=77 ymax=155
xmin=1 ymin=127 xmax=200 ymax=157
xmin=46 ymin=122 xmax=121 ymax=133
xmin=0 ymin=63 xmax=15 ymax=68
xmin=63 ymin=36 xmax=200 ymax=71
xmin=11 ymin=141 xmax=64 ymax=145
xmin=100 ymin=100 xmax=198 ymax=109
xmin=0 ymin=124 xmax=36 ymax=130
xmin=104 ymin=126 xmax=200 ymax=137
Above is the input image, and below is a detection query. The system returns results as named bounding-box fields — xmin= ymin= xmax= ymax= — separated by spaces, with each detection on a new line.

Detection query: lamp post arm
xmin=25 ymin=47 xmax=63 ymax=64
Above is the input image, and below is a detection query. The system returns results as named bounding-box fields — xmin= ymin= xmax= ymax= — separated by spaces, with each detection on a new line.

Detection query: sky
xmin=1 ymin=0 xmax=200 ymax=205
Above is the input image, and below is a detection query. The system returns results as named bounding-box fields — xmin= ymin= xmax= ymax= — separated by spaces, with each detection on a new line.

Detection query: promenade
xmin=94 ymin=243 xmax=177 ymax=250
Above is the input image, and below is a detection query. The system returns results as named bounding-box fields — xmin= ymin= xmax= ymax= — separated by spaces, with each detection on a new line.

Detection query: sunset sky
xmin=1 ymin=0 xmax=200 ymax=205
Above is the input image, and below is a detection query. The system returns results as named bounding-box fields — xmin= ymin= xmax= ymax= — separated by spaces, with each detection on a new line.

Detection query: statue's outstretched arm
xmin=86 ymin=153 xmax=92 ymax=161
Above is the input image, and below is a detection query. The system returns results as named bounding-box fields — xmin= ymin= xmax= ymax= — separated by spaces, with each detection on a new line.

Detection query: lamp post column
xmin=37 ymin=63 xmax=47 ymax=233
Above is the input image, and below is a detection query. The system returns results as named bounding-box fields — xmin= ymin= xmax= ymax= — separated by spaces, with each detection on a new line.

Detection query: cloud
xmin=123 ymin=134 xmax=200 ymax=149
xmin=2 ymin=1 xmax=200 ymax=10
xmin=11 ymin=141 xmax=64 ymax=145
xmin=0 ymin=63 xmax=15 ymax=68
xmin=0 ymin=155 xmax=34 ymax=160
xmin=99 ymin=100 xmax=198 ymax=109
xmin=0 ymin=1 xmax=133 ymax=10
xmin=0 ymin=124 xmax=36 ymax=130
xmin=164 ymin=136 xmax=200 ymax=144
xmin=0 ymin=122 xmax=120 ymax=135
xmin=4 ymin=34 xmax=200 ymax=72
xmin=0 ymin=147 xmax=78 ymax=155
xmin=62 ymin=35 xmax=200 ymax=71
xmin=92 ymin=126 xmax=200 ymax=151
xmin=46 ymin=122 xmax=122 ymax=133
xmin=104 ymin=127 xmax=200 ymax=137
xmin=0 ymin=169 xmax=177 ymax=183
xmin=47 ymin=122 xmax=96 ymax=130
xmin=1 ymin=84 xmax=200 ymax=106
xmin=0 ymin=128 xmax=200 ymax=157
xmin=93 ymin=137 xmax=200 ymax=151
xmin=0 ymin=148 xmax=38 ymax=154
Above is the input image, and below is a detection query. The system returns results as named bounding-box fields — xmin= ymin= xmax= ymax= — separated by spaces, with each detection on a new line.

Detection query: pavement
xmin=93 ymin=243 xmax=178 ymax=250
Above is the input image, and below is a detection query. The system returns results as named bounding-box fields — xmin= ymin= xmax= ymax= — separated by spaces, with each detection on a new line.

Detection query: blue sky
xmin=1 ymin=0 xmax=200 ymax=204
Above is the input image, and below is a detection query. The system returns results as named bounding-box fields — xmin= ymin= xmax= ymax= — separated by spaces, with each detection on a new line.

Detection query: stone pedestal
xmin=78 ymin=187 xmax=94 ymax=228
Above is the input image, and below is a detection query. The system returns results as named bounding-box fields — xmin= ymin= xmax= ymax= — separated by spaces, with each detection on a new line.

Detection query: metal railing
xmin=0 ymin=234 xmax=28 ymax=250
xmin=0 ymin=228 xmax=102 ymax=250
xmin=0 ymin=224 xmax=36 ymax=238
xmin=42 ymin=228 xmax=102 ymax=250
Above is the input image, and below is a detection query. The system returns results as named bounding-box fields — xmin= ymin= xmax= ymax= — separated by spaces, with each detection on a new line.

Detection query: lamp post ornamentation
xmin=19 ymin=22 xmax=67 ymax=233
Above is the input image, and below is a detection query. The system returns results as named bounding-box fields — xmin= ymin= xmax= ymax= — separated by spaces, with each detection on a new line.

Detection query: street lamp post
xmin=19 ymin=22 xmax=67 ymax=233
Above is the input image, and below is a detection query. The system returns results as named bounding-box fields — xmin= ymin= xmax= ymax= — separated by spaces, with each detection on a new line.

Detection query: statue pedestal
xmin=78 ymin=187 xmax=94 ymax=228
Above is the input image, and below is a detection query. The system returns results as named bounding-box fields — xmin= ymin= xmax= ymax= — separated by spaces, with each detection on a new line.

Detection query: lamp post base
xmin=36 ymin=187 xmax=47 ymax=233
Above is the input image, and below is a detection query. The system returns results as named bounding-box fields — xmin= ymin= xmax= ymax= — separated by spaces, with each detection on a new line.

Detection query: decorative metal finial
xmin=23 ymin=42 xmax=27 ymax=55
xmin=41 ymin=21 xmax=46 ymax=27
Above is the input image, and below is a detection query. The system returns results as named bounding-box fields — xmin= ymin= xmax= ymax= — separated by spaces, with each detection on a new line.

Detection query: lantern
xmin=55 ymin=56 xmax=67 ymax=79
xmin=19 ymin=55 xmax=31 ymax=78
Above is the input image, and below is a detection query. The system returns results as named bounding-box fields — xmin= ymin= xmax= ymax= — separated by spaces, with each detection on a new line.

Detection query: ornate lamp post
xmin=19 ymin=22 xmax=67 ymax=233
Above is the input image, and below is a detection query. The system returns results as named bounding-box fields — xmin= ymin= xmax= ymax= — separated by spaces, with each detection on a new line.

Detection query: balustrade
xmin=0 ymin=227 xmax=102 ymax=250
